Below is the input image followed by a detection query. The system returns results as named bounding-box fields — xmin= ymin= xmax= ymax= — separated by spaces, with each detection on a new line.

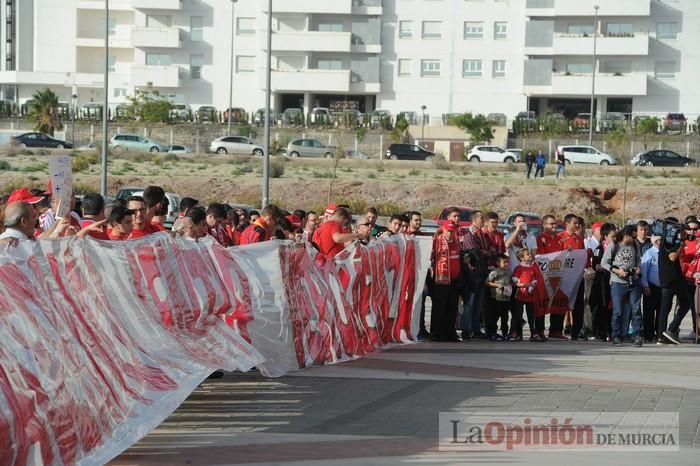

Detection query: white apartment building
xmin=0 ymin=0 xmax=698 ymax=122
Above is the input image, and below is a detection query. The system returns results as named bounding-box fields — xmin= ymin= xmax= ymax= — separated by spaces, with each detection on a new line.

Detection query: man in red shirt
xmin=106 ymin=206 xmax=134 ymax=240
xmin=483 ymin=211 xmax=505 ymax=268
xmin=311 ymin=207 xmax=361 ymax=259
xmin=142 ymin=186 xmax=168 ymax=232
xmin=406 ymin=211 xmax=422 ymax=235
xmin=79 ymin=192 xmax=109 ymax=240
xmin=239 ymin=204 xmax=281 ymax=245
xmin=537 ymin=214 xmax=564 ymax=254
xmin=430 ymin=220 xmax=462 ymax=342
xmin=126 ymin=196 xmax=158 ymax=239
xmin=549 ymin=213 xmax=587 ymax=341
xmin=206 ymin=203 xmax=233 ymax=247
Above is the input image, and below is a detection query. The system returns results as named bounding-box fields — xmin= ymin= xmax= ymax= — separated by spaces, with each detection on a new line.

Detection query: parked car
xmin=10 ymin=132 xmax=73 ymax=149
xmin=209 ymin=136 xmax=264 ymax=155
xmin=341 ymin=109 xmax=363 ymax=127
xmin=416 ymin=219 xmax=439 ymax=237
xmin=222 ymin=107 xmax=247 ymax=124
xmin=196 ymin=105 xmax=218 ymax=123
xmin=663 ymin=113 xmax=687 ymax=132
xmin=467 ymin=145 xmax=520 ymax=163
xmin=516 ymin=111 xmax=537 ymax=123
xmin=573 ymin=113 xmax=591 ymax=131
xmin=370 ymin=109 xmax=392 ymax=128
xmin=506 ymin=148 xmax=523 ymax=159
xmin=601 ymin=112 xmax=627 ymax=131
xmin=631 ymin=150 xmax=696 ymax=167
xmin=114 ymin=104 xmax=132 ymax=121
xmin=310 ymin=107 xmax=332 ymax=125
xmin=487 ymin=112 xmax=508 ymax=127
xmin=399 ymin=111 xmax=419 ymax=125
xmin=168 ymin=144 xmax=193 ymax=154
xmin=385 ymin=143 xmax=434 ymax=161
xmin=110 ymin=134 xmax=169 ymax=153
xmin=346 ymin=150 xmax=369 ymax=159
xmin=115 ymin=187 xmax=145 ymax=200
xmin=253 ymin=108 xmax=275 ymax=126
xmin=132 ymin=190 xmax=181 ymax=224
xmin=169 ymin=103 xmax=191 ymax=122
xmin=556 ymin=145 xmax=618 ymax=165
xmin=286 ymin=139 xmax=335 ymax=158
xmin=282 ymin=108 xmax=304 ymax=125
xmin=81 ymin=103 xmax=103 ymax=120
xmin=435 ymin=207 xmax=477 ymax=227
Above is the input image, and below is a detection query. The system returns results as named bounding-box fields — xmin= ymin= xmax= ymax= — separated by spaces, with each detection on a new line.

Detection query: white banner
xmin=535 ymin=249 xmax=588 ymax=315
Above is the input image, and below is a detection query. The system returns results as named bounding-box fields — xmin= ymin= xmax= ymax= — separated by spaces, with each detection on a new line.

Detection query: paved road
xmin=111 ymin=316 xmax=700 ymax=466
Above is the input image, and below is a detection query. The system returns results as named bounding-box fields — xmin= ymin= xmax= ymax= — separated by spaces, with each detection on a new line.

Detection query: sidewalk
xmin=110 ymin=332 xmax=700 ymax=466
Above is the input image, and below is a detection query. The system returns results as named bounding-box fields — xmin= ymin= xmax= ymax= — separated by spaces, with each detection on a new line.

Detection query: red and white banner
xmin=535 ymin=249 xmax=588 ymax=316
xmin=0 ymin=234 xmax=431 ymax=466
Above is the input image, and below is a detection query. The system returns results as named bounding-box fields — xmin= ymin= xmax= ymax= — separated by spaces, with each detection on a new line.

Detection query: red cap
xmin=591 ymin=221 xmax=604 ymax=231
xmin=7 ymin=187 xmax=44 ymax=205
xmin=324 ymin=203 xmax=337 ymax=216
xmin=286 ymin=214 xmax=302 ymax=229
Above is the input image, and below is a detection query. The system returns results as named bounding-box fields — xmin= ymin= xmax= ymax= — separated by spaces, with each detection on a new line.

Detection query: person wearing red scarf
xmin=430 ymin=220 xmax=462 ymax=342
xmin=239 ymin=204 xmax=281 ymax=245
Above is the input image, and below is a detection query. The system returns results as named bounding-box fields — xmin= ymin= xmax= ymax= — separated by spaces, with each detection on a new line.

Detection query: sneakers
xmin=633 ymin=335 xmax=643 ymax=347
xmin=417 ymin=329 xmax=431 ymax=341
xmin=563 ymin=326 xmax=572 ymax=336
xmin=613 ymin=337 xmax=623 ymax=346
xmin=662 ymin=330 xmax=681 ymax=345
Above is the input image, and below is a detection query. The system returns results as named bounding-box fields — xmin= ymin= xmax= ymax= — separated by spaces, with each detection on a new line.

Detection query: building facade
xmin=0 ymin=0 xmax=698 ymax=123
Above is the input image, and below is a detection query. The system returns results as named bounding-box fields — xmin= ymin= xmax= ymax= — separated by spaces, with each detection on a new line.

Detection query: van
xmin=556 ymin=145 xmax=618 ymax=166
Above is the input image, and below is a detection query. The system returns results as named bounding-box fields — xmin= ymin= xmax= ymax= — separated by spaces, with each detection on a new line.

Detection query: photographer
xmin=656 ymin=218 xmax=693 ymax=345
xmin=601 ymin=225 xmax=643 ymax=347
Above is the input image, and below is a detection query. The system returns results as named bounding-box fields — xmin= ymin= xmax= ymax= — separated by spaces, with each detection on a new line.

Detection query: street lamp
xmin=100 ymin=0 xmax=109 ymax=196
xmin=227 ymin=0 xmax=238 ymax=136
xmin=588 ymin=4 xmax=599 ymax=147
xmin=262 ymin=0 xmax=272 ymax=208
xmin=420 ymin=105 xmax=427 ymax=145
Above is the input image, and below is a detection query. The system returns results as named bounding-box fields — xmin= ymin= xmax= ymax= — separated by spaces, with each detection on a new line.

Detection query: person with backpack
xmin=601 ymin=225 xmax=643 ymax=347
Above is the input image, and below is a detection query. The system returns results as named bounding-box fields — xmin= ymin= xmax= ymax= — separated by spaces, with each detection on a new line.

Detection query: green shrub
xmin=36 ymin=149 xmax=50 ymax=156
xmin=164 ymin=153 xmax=179 ymax=162
xmin=72 ymin=157 xmax=90 ymax=173
xmin=270 ymin=161 xmax=285 ymax=178
xmin=431 ymin=155 xmax=451 ymax=171
xmin=0 ymin=160 xmax=11 ymax=170
xmin=19 ymin=149 xmax=33 ymax=156
xmin=375 ymin=202 xmax=405 ymax=216
xmin=21 ymin=162 xmax=48 ymax=173
xmin=408 ymin=168 xmax=420 ymax=176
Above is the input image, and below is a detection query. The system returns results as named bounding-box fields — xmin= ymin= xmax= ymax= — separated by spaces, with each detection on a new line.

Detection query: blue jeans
xmin=556 ymin=164 xmax=565 ymax=178
xmin=610 ymin=282 xmax=642 ymax=339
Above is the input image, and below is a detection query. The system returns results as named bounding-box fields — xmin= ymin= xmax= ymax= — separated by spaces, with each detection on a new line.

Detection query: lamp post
xmin=100 ymin=0 xmax=109 ymax=196
xmin=227 ymin=0 xmax=237 ymax=136
xmin=420 ymin=105 xmax=427 ymax=145
xmin=588 ymin=4 xmax=599 ymax=147
xmin=262 ymin=0 xmax=272 ymax=208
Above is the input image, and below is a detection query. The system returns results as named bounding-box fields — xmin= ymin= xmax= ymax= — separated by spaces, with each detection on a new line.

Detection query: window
xmin=318 ymin=59 xmax=343 ymax=70
xmin=492 ymin=60 xmax=506 ymax=78
xmin=421 ymin=59 xmax=441 ymax=77
xmin=603 ymin=61 xmax=631 ymax=74
xmin=462 ymin=59 xmax=482 ymax=77
xmin=319 ymin=22 xmax=343 ymax=32
xmin=656 ymin=22 xmax=678 ymax=39
xmin=237 ymin=17 xmax=255 ymax=35
xmin=606 ymin=23 xmax=633 ymax=35
xmin=567 ymin=24 xmax=595 ymax=35
xmin=113 ymin=88 xmax=127 ymax=98
xmin=494 ymin=22 xmax=508 ymax=39
xmin=464 ymin=22 xmax=484 ymax=39
xmin=399 ymin=21 xmax=413 ymax=39
xmin=422 ymin=21 xmax=442 ymax=39
xmin=655 ymin=61 xmax=675 ymax=79
xmin=105 ymin=17 xmax=117 ymax=35
xmin=146 ymin=53 xmax=172 ymax=66
xmin=104 ymin=55 xmax=116 ymax=72
xmin=190 ymin=16 xmax=203 ymax=42
xmin=236 ymin=55 xmax=255 ymax=73
xmin=190 ymin=54 xmax=202 ymax=79
xmin=398 ymin=59 xmax=412 ymax=76
xmin=566 ymin=63 xmax=593 ymax=74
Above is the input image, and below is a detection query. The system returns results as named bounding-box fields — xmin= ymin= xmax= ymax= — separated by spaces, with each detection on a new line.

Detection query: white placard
xmin=48 ymin=155 xmax=73 ymax=218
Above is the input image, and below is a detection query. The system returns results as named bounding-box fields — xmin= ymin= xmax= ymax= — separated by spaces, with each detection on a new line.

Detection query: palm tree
xmin=27 ymin=88 xmax=63 ymax=136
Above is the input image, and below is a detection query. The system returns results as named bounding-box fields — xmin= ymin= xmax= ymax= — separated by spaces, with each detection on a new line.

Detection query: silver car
xmin=209 ymin=136 xmax=264 ymax=155
xmin=286 ymin=139 xmax=335 ymax=158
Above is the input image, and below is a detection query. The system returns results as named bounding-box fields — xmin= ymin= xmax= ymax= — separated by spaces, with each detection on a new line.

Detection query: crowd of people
xmin=1 ymin=183 xmax=698 ymax=348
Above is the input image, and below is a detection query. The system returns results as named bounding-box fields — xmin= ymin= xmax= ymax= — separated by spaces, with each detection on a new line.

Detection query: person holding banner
xmin=0 ymin=201 xmax=37 ymax=246
xmin=431 ymin=220 xmax=462 ymax=342
xmin=602 ymin=225 xmax=643 ymax=347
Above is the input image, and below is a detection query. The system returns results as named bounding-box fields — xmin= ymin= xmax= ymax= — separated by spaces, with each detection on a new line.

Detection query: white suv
xmin=556 ymin=145 xmax=617 ymax=166
xmin=467 ymin=145 xmax=520 ymax=163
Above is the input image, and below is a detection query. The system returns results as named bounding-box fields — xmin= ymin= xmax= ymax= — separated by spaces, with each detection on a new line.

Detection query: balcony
xmin=262 ymin=69 xmax=351 ymax=93
xmin=0 ymin=71 xmax=105 ymax=88
xmin=524 ymin=73 xmax=648 ymax=96
xmin=268 ymin=31 xmax=352 ymax=53
xmin=554 ymin=33 xmax=649 ymax=56
xmin=554 ymin=0 xmax=650 ymax=17
xmin=132 ymin=27 xmax=180 ymax=48
xmin=266 ymin=0 xmax=353 ymax=14
xmin=76 ymin=25 xmax=133 ymax=49
xmin=130 ymin=64 xmax=180 ymax=87
xmin=132 ymin=0 xmax=182 ymax=10
xmin=78 ymin=0 xmax=132 ymax=10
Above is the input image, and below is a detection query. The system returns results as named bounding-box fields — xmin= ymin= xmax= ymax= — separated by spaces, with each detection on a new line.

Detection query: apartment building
xmin=0 ymin=0 xmax=698 ymax=122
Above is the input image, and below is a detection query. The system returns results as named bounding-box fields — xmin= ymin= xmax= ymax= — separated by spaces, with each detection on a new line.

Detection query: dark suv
xmin=663 ymin=113 xmax=687 ymax=132
xmin=386 ymin=143 xmax=434 ymax=161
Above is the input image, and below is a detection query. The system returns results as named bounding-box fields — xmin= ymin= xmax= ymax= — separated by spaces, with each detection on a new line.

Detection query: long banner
xmin=535 ymin=249 xmax=588 ymax=315
xmin=0 ymin=234 xmax=431 ymax=466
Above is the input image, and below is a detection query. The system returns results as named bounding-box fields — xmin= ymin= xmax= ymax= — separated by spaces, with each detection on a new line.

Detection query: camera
xmin=652 ymin=218 xmax=687 ymax=251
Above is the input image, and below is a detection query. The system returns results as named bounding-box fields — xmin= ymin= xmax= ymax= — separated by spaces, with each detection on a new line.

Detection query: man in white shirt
xmin=504 ymin=214 xmax=538 ymax=273
xmin=0 ymin=201 xmax=37 ymax=246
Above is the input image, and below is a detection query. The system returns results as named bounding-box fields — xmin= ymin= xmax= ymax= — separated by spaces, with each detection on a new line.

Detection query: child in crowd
xmin=512 ymin=248 xmax=547 ymax=342
xmin=485 ymin=255 xmax=512 ymax=341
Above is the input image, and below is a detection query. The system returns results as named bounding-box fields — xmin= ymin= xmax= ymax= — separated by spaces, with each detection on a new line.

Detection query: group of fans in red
xmin=1 ymin=184 xmax=698 ymax=348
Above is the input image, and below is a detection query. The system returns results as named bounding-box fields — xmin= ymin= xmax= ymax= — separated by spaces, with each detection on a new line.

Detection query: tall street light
xmin=420 ymin=105 xmax=427 ymax=145
xmin=588 ymin=4 xmax=599 ymax=147
xmin=227 ymin=0 xmax=238 ymax=136
xmin=262 ymin=0 xmax=272 ymax=208
xmin=100 ymin=0 xmax=109 ymax=196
